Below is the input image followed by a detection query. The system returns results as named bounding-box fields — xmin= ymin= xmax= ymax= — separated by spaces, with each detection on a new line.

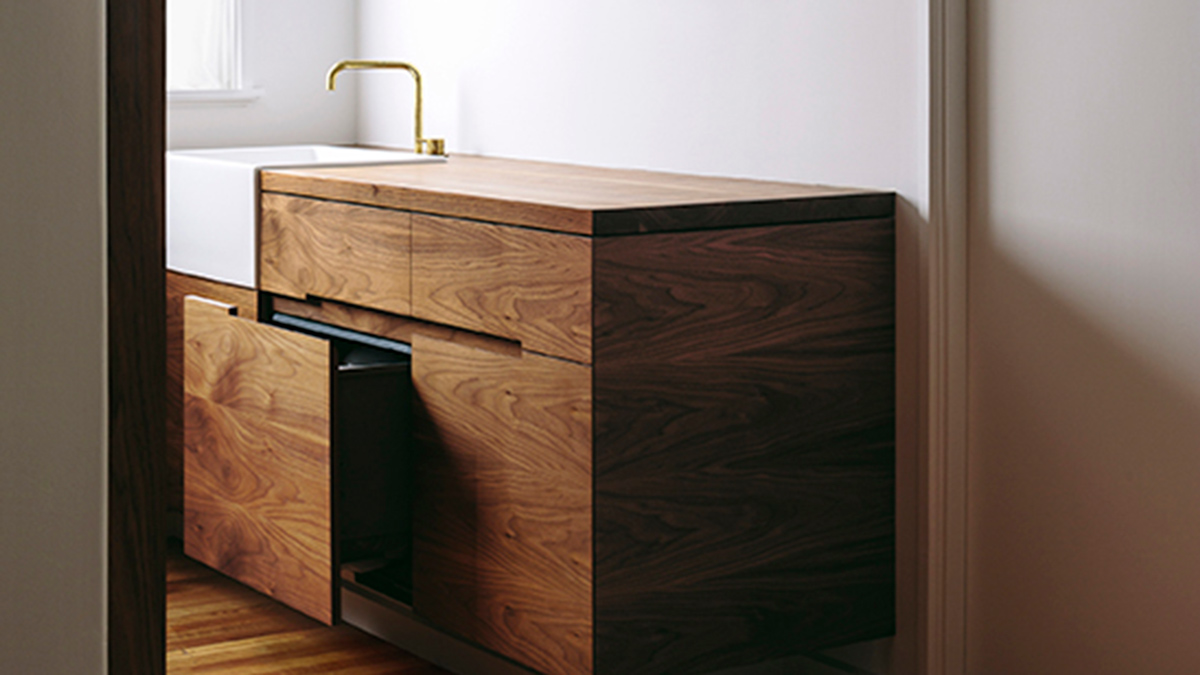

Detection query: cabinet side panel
xmin=593 ymin=220 xmax=896 ymax=675
xmin=412 ymin=334 xmax=593 ymax=675
xmin=166 ymin=272 xmax=257 ymax=516
xmin=182 ymin=297 xmax=335 ymax=625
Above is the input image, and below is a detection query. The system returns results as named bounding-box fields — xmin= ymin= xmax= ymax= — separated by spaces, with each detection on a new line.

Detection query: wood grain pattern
xmin=170 ymin=629 xmax=441 ymax=674
xmin=166 ymin=271 xmax=257 ymax=516
xmin=168 ymin=546 xmax=448 ymax=674
xmin=272 ymin=294 xmax=523 ymax=359
xmin=592 ymin=219 xmax=896 ymax=674
xmin=261 ymin=154 xmax=894 ymax=236
xmin=412 ymin=214 xmax=592 ymax=363
xmin=261 ymin=193 xmax=413 ymax=315
xmin=168 ymin=545 xmax=318 ymax=652
xmin=411 ymin=333 xmax=593 ymax=675
xmin=182 ymin=296 xmax=336 ymax=625
xmin=108 ymin=0 xmax=165 ymax=670
xmin=272 ymin=295 xmax=427 ymax=344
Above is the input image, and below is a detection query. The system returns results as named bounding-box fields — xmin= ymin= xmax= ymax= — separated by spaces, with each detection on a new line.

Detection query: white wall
xmin=968 ymin=1 xmax=1200 ymax=673
xmin=168 ymin=0 xmax=359 ymax=149
xmin=0 ymin=1 xmax=107 ymax=673
xmin=358 ymin=3 xmax=928 ymax=673
xmin=357 ymin=0 xmax=928 ymax=206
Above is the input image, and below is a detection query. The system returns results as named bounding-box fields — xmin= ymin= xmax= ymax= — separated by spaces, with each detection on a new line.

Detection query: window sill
xmin=168 ymin=88 xmax=264 ymax=107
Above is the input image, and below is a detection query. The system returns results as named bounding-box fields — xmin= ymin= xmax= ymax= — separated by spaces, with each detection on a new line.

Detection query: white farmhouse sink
xmin=167 ymin=144 xmax=444 ymax=288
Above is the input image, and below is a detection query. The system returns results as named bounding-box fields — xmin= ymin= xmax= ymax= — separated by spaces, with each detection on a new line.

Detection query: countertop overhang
xmin=261 ymin=154 xmax=896 ymax=236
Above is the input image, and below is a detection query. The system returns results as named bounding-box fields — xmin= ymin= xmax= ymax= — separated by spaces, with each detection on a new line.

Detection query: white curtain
xmin=167 ymin=0 xmax=239 ymax=90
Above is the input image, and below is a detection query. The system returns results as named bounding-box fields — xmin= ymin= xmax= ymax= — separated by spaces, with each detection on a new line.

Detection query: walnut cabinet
xmin=169 ymin=155 xmax=897 ymax=675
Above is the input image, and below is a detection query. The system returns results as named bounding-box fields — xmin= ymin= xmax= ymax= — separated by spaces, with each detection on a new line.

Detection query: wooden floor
xmin=167 ymin=545 xmax=449 ymax=674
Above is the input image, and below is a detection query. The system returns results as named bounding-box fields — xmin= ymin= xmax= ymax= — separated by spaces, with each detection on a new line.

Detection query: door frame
xmin=107 ymin=0 xmax=166 ymax=672
xmin=921 ymin=0 xmax=970 ymax=672
xmin=103 ymin=0 xmax=972 ymax=671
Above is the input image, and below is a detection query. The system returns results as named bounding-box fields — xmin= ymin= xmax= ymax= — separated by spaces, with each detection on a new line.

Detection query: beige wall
xmin=967 ymin=1 xmax=1200 ymax=672
xmin=0 ymin=1 xmax=107 ymax=672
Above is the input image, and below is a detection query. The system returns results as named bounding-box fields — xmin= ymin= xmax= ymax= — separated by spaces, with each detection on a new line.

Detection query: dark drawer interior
xmin=271 ymin=312 xmax=416 ymax=606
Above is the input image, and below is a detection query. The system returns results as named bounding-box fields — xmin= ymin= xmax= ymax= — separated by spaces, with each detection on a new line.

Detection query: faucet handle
xmin=426 ymin=138 xmax=446 ymax=156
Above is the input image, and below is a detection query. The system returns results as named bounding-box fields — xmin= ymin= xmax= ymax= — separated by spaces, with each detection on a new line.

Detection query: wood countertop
xmin=261 ymin=154 xmax=894 ymax=236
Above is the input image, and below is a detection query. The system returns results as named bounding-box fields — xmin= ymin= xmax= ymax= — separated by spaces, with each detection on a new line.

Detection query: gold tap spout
xmin=326 ymin=59 xmax=445 ymax=156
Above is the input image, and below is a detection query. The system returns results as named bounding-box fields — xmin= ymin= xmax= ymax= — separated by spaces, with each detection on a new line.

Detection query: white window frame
xmin=167 ymin=0 xmax=261 ymax=106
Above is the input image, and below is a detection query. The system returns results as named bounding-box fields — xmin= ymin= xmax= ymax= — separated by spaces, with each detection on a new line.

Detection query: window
xmin=167 ymin=0 xmax=258 ymax=104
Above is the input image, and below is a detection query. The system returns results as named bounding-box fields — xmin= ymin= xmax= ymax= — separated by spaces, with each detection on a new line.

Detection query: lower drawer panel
xmin=183 ymin=297 xmax=414 ymax=624
xmin=166 ymin=271 xmax=257 ymax=517
xmin=412 ymin=332 xmax=594 ymax=675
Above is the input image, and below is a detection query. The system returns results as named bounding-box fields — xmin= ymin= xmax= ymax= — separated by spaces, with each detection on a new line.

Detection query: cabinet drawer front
xmin=261 ymin=193 xmax=412 ymax=315
xmin=182 ymin=296 xmax=336 ymax=625
xmin=412 ymin=214 xmax=592 ymax=363
xmin=412 ymin=333 xmax=593 ymax=675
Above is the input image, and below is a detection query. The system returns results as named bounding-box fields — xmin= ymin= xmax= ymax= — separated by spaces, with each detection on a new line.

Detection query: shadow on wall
xmin=968 ymin=241 xmax=1200 ymax=675
xmin=968 ymin=9 xmax=1200 ymax=664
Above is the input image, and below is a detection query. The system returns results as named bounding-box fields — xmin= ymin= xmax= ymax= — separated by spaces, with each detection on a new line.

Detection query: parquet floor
xmin=167 ymin=545 xmax=449 ymax=674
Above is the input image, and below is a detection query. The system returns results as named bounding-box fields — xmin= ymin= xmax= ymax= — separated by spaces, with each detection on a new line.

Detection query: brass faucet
xmin=326 ymin=60 xmax=446 ymax=156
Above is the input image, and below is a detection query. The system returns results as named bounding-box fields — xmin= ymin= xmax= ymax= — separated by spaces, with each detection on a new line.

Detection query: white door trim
xmin=921 ymin=0 xmax=969 ymax=672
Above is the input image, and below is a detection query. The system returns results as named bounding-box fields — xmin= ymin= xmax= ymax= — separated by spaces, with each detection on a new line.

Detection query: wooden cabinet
xmin=176 ymin=155 xmax=897 ymax=675
xmin=261 ymin=193 xmax=413 ymax=315
xmin=411 ymin=214 xmax=592 ymax=363
xmin=182 ymin=296 xmax=411 ymax=625
xmin=591 ymin=221 xmax=896 ymax=674
xmin=166 ymin=271 xmax=257 ymax=516
xmin=412 ymin=332 xmax=593 ymax=675
xmin=183 ymin=296 xmax=338 ymax=623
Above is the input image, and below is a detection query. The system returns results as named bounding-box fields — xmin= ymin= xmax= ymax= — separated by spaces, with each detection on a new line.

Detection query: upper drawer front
xmin=261 ymin=193 xmax=412 ymax=315
xmin=412 ymin=214 xmax=592 ymax=363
